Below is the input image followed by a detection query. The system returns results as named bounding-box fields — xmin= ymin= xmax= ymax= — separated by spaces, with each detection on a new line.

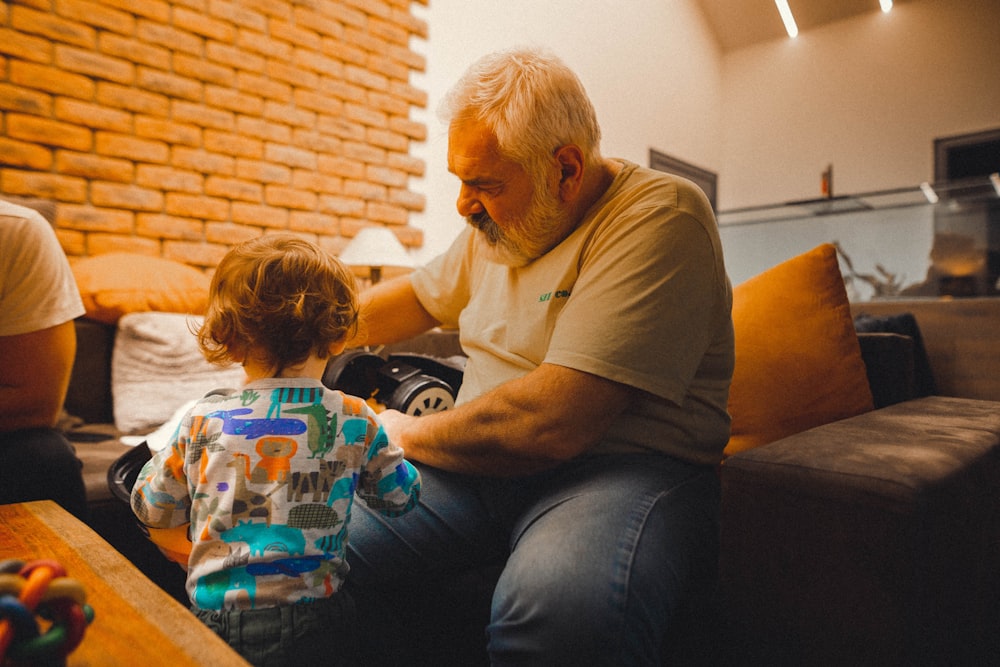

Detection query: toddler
xmin=131 ymin=233 xmax=421 ymax=667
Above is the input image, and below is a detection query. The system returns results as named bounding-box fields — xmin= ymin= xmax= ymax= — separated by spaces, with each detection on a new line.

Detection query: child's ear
xmin=328 ymin=339 xmax=347 ymax=356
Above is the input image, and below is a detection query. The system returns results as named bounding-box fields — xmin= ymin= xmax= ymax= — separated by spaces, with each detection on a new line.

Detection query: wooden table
xmin=0 ymin=500 xmax=250 ymax=666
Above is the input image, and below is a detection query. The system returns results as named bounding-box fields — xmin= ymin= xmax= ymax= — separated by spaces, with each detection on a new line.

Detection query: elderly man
xmin=346 ymin=47 xmax=734 ymax=666
xmin=1 ymin=200 xmax=88 ymax=520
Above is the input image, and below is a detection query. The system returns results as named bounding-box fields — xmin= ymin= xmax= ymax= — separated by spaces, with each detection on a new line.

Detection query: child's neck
xmin=243 ymin=354 xmax=328 ymax=383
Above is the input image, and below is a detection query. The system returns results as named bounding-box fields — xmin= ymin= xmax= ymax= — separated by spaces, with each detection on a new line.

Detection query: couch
xmin=58 ymin=246 xmax=1000 ymax=666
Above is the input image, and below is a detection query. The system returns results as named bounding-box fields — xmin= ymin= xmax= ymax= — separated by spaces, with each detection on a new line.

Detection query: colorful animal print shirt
xmin=131 ymin=378 xmax=421 ymax=610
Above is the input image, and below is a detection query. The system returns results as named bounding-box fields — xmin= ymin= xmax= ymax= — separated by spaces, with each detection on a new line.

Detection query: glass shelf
xmin=717 ymin=175 xmax=1000 ymax=227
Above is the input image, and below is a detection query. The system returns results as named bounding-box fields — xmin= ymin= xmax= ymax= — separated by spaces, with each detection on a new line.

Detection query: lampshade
xmin=339 ymin=226 xmax=414 ymax=283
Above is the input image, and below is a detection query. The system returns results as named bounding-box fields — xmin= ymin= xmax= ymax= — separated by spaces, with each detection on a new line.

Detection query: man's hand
xmin=377 ymin=408 xmax=417 ymax=450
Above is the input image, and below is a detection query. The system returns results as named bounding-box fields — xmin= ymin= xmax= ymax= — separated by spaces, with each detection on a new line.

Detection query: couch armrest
xmin=857 ymin=331 xmax=916 ymax=408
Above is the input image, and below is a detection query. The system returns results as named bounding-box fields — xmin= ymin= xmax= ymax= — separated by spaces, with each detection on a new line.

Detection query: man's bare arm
xmin=350 ymin=275 xmax=441 ymax=348
xmin=0 ymin=321 xmax=77 ymax=432
xmin=378 ymin=362 xmax=635 ymax=476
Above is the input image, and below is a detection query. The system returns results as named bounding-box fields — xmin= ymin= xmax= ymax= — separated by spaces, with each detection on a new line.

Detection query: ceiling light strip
xmin=775 ymin=0 xmax=798 ymax=38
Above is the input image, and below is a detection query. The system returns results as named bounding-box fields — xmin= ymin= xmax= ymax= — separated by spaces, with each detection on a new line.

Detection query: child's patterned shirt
xmin=131 ymin=378 xmax=421 ymax=610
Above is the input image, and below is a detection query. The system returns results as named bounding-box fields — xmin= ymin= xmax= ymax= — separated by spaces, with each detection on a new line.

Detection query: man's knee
xmin=486 ymin=462 xmax=721 ymax=665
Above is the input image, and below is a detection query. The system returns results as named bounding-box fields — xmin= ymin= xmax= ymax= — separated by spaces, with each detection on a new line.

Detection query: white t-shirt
xmin=411 ymin=161 xmax=734 ymax=465
xmin=0 ymin=201 xmax=85 ymax=337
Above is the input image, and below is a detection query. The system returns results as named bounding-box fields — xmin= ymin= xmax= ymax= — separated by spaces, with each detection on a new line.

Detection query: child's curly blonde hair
xmin=198 ymin=233 xmax=359 ymax=374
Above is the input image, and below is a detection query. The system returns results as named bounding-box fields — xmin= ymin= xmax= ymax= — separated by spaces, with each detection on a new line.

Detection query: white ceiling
xmin=695 ymin=0 xmax=903 ymax=51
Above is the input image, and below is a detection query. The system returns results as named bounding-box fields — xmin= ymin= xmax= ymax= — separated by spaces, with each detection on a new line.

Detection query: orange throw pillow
xmin=725 ymin=243 xmax=874 ymax=456
xmin=72 ymin=252 xmax=209 ymax=324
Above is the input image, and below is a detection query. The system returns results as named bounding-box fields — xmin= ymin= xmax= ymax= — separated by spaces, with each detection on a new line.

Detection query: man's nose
xmin=456 ymin=185 xmax=483 ymax=217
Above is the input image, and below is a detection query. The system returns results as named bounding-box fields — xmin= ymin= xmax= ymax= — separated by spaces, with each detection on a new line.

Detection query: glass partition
xmin=717 ymin=175 xmax=1000 ymax=302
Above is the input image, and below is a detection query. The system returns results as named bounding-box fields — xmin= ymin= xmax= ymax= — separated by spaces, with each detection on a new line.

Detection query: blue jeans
xmin=346 ymin=453 xmax=720 ymax=666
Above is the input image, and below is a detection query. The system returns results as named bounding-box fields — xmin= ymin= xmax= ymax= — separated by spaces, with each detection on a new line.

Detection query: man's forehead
xmin=449 ymin=118 xmax=498 ymax=155
xmin=447 ymin=119 xmax=516 ymax=178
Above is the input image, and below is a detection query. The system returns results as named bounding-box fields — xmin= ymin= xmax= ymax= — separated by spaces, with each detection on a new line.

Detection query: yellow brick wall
xmin=0 ymin=0 xmax=428 ymax=270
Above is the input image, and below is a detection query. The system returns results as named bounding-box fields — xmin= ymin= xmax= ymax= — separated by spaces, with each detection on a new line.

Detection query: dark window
xmin=934 ymin=128 xmax=1000 ymax=182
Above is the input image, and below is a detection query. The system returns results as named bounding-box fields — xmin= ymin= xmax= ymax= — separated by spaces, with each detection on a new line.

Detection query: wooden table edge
xmin=2 ymin=501 xmax=250 ymax=666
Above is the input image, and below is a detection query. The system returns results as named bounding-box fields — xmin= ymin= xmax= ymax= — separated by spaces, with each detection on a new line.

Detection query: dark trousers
xmin=0 ymin=427 xmax=88 ymax=521
xmin=194 ymin=593 xmax=358 ymax=667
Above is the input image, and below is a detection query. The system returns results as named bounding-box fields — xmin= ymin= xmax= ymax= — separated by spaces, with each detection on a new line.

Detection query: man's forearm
xmin=384 ymin=363 xmax=635 ymax=476
xmin=350 ymin=275 xmax=440 ymax=348
xmin=397 ymin=403 xmax=559 ymax=476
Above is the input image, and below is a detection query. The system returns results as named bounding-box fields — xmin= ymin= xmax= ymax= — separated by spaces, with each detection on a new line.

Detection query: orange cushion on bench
xmin=72 ymin=252 xmax=209 ymax=324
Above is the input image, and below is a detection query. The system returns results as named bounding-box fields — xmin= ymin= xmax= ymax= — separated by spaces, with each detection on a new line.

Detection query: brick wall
xmin=0 ymin=0 xmax=428 ymax=270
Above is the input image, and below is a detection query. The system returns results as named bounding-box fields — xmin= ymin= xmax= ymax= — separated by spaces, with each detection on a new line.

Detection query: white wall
xmin=720 ymin=0 xmax=1000 ymax=208
xmin=408 ymin=0 xmax=723 ymax=262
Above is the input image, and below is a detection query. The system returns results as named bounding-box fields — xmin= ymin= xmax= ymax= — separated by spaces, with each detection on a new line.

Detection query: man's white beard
xmin=480 ymin=230 xmax=533 ymax=267
xmin=468 ymin=190 xmax=568 ymax=268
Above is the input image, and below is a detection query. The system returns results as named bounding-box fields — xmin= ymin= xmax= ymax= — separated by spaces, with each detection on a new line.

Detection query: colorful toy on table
xmin=0 ymin=559 xmax=94 ymax=666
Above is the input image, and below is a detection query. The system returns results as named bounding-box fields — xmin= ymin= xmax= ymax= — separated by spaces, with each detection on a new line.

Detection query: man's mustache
xmin=468 ymin=211 xmax=503 ymax=245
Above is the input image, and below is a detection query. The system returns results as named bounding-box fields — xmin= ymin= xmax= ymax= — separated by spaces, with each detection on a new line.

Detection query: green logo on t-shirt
xmin=538 ymin=289 xmax=571 ymax=302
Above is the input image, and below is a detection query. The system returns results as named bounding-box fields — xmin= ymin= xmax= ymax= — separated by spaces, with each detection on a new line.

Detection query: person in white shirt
xmin=0 ymin=200 xmax=88 ymax=520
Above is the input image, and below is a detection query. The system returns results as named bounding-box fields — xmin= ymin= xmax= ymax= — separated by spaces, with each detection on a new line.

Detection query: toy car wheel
xmin=390 ymin=377 xmax=455 ymax=415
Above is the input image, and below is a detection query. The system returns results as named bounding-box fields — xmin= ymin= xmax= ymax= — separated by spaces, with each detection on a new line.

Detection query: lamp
xmin=339 ymin=226 xmax=414 ymax=284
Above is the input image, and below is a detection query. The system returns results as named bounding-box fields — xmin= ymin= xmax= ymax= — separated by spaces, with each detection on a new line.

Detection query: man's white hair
xmin=438 ymin=47 xmax=603 ymax=178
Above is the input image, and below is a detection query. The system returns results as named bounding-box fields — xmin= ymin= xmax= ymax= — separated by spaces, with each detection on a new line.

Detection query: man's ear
xmin=554 ymin=144 xmax=585 ymax=201
xmin=329 ymin=339 xmax=348 ymax=356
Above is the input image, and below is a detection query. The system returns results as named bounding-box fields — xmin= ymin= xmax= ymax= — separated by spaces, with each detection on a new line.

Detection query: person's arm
xmin=378 ymin=361 xmax=636 ymax=476
xmin=131 ymin=432 xmax=193 ymax=529
xmin=357 ymin=417 xmax=421 ymax=517
xmin=350 ymin=275 xmax=441 ymax=348
xmin=0 ymin=321 xmax=77 ymax=432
